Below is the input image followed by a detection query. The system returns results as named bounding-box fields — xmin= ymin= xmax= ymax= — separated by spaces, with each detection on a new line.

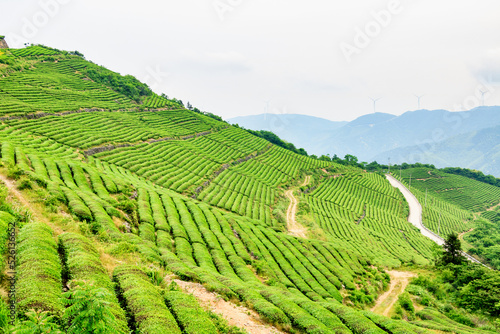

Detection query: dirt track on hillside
xmin=0 ymin=173 xmax=62 ymax=233
xmin=371 ymin=271 xmax=416 ymax=317
xmin=285 ymin=176 xmax=311 ymax=238
xmin=173 ymin=279 xmax=285 ymax=334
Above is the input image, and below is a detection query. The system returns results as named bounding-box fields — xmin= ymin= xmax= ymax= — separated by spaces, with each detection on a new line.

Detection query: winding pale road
xmin=385 ymin=174 xmax=484 ymax=266
xmin=385 ymin=174 xmax=444 ymax=245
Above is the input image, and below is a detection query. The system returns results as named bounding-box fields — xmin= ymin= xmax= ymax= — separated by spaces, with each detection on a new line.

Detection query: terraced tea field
xmin=399 ymin=167 xmax=500 ymax=212
xmin=0 ymin=44 xmax=495 ymax=333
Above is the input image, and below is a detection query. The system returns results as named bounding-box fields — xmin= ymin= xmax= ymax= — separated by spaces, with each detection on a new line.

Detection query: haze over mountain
xmin=373 ymin=124 xmax=500 ymax=176
xmin=228 ymin=113 xmax=347 ymax=156
xmin=229 ymin=106 xmax=500 ymax=176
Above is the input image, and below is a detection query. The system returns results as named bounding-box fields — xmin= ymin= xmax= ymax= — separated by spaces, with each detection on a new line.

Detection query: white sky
xmin=1 ymin=0 xmax=500 ymax=121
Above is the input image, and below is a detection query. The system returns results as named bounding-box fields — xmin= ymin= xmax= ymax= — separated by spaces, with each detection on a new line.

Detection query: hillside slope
xmin=0 ymin=44 xmax=497 ymax=333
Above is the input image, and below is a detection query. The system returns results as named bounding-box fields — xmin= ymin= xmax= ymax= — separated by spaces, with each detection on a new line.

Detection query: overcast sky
xmin=1 ymin=0 xmax=500 ymax=121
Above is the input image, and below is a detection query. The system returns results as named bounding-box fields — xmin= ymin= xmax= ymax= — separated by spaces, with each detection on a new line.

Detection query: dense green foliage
xmin=411 ymin=264 xmax=500 ymax=322
xmin=243 ymin=127 xmax=309 ymax=156
xmin=12 ymin=309 xmax=63 ymax=334
xmin=63 ymin=283 xmax=118 ymax=334
xmin=442 ymin=167 xmax=500 ymax=188
xmin=466 ymin=218 xmax=500 ymax=269
xmin=59 ymin=233 xmax=129 ymax=332
xmin=82 ymin=65 xmax=152 ymax=102
xmin=164 ymin=291 xmax=218 ymax=333
xmin=16 ymin=222 xmax=64 ymax=318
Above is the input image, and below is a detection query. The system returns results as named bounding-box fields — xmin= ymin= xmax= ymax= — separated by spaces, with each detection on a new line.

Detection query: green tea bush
xmin=113 ymin=264 xmax=181 ymax=334
xmin=163 ymin=291 xmax=218 ymax=334
xmin=16 ymin=223 xmax=64 ymax=318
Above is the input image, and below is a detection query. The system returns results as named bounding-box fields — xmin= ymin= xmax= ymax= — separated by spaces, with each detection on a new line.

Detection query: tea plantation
xmin=0 ymin=44 xmax=498 ymax=333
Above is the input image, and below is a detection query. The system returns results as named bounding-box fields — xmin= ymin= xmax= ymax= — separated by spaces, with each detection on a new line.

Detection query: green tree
xmin=344 ymin=154 xmax=358 ymax=166
xmin=440 ymin=233 xmax=465 ymax=266
xmin=12 ymin=309 xmax=62 ymax=334
xmin=318 ymin=155 xmax=331 ymax=162
xmin=63 ymin=282 xmax=117 ymax=334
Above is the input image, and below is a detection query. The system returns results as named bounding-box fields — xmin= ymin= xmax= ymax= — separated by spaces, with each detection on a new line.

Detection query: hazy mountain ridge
xmin=374 ymin=125 xmax=500 ymax=176
xmin=230 ymin=107 xmax=500 ymax=176
xmin=228 ymin=113 xmax=347 ymax=154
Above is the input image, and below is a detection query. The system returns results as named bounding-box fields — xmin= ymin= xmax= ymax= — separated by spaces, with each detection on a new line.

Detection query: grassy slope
xmin=0 ymin=45 xmax=497 ymax=333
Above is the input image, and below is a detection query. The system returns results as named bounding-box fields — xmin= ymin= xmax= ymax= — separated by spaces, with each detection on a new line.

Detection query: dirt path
xmin=0 ymin=173 xmax=33 ymax=214
xmin=486 ymin=202 xmax=500 ymax=211
xmin=285 ymin=190 xmax=307 ymax=238
xmin=173 ymin=279 xmax=285 ymax=334
xmin=285 ymin=176 xmax=311 ymax=238
xmin=0 ymin=173 xmax=63 ymax=234
xmin=371 ymin=271 xmax=416 ymax=317
xmin=458 ymin=228 xmax=474 ymax=239
xmin=300 ymin=175 xmax=311 ymax=187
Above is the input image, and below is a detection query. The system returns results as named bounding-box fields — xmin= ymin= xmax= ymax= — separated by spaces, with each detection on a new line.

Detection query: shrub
xmin=63 ymin=282 xmax=120 ymax=334
xmin=206 ymin=311 xmax=247 ymax=334
xmin=61 ymin=187 xmax=92 ymax=221
xmin=0 ymin=211 xmax=14 ymax=274
xmin=321 ymin=301 xmax=386 ymax=334
xmin=398 ymin=293 xmax=414 ymax=313
xmin=0 ymin=299 xmax=9 ymax=333
xmin=1 ymin=142 xmax=15 ymax=167
xmin=6 ymin=166 xmax=23 ymax=180
xmin=13 ymin=309 xmax=63 ymax=334
xmin=362 ymin=310 xmax=422 ymax=334
xmin=17 ymin=179 xmax=32 ymax=190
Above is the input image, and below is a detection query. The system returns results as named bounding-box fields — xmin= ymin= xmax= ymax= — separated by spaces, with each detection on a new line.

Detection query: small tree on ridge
xmin=440 ymin=232 xmax=465 ymax=266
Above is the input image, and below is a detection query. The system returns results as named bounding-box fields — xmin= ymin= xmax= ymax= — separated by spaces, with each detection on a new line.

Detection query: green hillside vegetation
xmin=0 ymin=44 xmax=498 ymax=333
xmin=399 ymin=168 xmax=500 ymax=212
xmin=0 ymin=44 xmax=182 ymax=116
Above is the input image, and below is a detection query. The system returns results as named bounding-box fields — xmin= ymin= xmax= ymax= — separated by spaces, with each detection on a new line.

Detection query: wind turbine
xmin=369 ymin=97 xmax=381 ymax=113
xmin=479 ymin=90 xmax=486 ymax=106
xmin=265 ymin=99 xmax=272 ymax=113
xmin=415 ymin=94 xmax=424 ymax=109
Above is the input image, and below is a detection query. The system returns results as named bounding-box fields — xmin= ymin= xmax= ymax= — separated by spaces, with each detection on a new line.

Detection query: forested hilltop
xmin=0 ymin=43 xmax=499 ymax=333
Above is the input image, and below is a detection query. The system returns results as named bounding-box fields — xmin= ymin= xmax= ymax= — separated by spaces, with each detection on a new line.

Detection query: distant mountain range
xmin=228 ymin=113 xmax=347 ymax=156
xmin=228 ymin=106 xmax=500 ymax=176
